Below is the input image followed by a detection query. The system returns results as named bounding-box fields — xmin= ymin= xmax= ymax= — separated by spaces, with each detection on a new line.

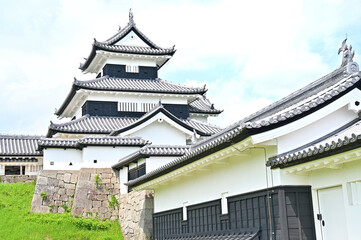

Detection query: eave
xmin=81 ymin=49 xmax=174 ymax=74
xmin=281 ymin=147 xmax=361 ymax=174
xmin=129 ymin=138 xmax=253 ymax=190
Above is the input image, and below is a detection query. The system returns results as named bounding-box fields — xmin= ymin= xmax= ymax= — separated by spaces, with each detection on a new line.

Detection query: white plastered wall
xmin=153 ymin=146 xmax=276 ymax=213
xmin=146 ymin=156 xmax=178 ymax=173
xmin=114 ymin=30 xmax=149 ymax=47
xmin=272 ymin=159 xmax=361 ymax=240
xmin=82 ymin=146 xmax=141 ymax=168
xmin=125 ymin=120 xmax=187 ymax=145
xmin=276 ymin=106 xmax=357 ymax=153
xmin=43 ymin=148 xmax=82 ymax=170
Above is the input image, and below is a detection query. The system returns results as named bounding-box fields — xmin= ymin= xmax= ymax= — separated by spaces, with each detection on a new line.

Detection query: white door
xmin=317 ymin=186 xmax=348 ymax=240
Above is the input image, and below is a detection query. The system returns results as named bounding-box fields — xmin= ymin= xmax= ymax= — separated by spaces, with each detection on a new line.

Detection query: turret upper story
xmin=79 ymin=10 xmax=176 ymax=78
xmin=55 ymin=10 xmax=222 ymax=122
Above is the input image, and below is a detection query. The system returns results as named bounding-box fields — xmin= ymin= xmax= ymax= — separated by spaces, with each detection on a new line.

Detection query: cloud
xmin=1 ymin=0 xmax=361 ymax=134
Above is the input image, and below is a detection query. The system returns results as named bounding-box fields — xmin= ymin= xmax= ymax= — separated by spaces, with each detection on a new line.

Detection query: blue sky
xmin=1 ymin=0 xmax=361 ymax=135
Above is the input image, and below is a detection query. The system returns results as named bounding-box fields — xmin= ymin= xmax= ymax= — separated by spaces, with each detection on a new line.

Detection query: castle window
xmin=126 ymin=65 xmax=139 ymax=73
xmin=93 ymin=160 xmax=97 ymax=164
xmin=50 ymin=161 xmax=54 ymax=166
xmin=141 ymin=103 xmax=156 ymax=112
xmin=118 ymin=102 xmax=138 ymax=112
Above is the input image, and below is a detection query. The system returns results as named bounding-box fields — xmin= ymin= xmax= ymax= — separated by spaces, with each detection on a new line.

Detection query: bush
xmin=40 ymin=192 xmax=47 ymax=201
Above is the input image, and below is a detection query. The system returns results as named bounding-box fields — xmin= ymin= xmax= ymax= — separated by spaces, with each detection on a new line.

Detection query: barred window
xmin=118 ymin=102 xmax=138 ymax=112
xmin=141 ymin=103 xmax=156 ymax=112
xmin=125 ymin=65 xmax=139 ymax=73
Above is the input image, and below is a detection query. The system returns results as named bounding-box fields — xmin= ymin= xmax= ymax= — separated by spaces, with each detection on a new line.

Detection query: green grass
xmin=0 ymin=183 xmax=123 ymax=240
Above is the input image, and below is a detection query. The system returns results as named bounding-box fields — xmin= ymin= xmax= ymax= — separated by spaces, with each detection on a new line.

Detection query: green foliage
xmin=32 ymin=179 xmax=36 ymax=185
xmin=40 ymin=192 xmax=47 ymax=201
xmin=0 ymin=183 xmax=123 ymax=240
xmin=94 ymin=174 xmax=102 ymax=188
xmin=61 ymin=204 xmax=71 ymax=213
xmin=86 ymin=211 xmax=93 ymax=217
xmin=49 ymin=204 xmax=55 ymax=212
xmin=0 ymin=176 xmax=2 ymax=183
xmin=108 ymin=195 xmax=119 ymax=209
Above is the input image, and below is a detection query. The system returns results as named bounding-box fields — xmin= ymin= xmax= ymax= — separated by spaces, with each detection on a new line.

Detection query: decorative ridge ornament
xmin=129 ymin=8 xmax=134 ymax=24
xmin=338 ymin=38 xmax=355 ymax=67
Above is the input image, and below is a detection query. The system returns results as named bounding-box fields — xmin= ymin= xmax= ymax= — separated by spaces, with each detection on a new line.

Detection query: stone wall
xmin=0 ymin=175 xmax=37 ymax=184
xmin=31 ymin=168 xmax=120 ymax=220
xmin=119 ymin=190 xmax=154 ymax=240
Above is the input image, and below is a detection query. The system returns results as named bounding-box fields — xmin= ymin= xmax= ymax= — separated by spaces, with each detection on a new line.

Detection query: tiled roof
xmin=242 ymin=66 xmax=348 ymax=123
xmin=93 ymin=41 xmax=175 ymax=55
xmin=74 ymin=77 xmax=207 ymax=94
xmin=80 ymin=17 xmax=176 ymax=71
xmin=49 ymin=112 xmax=221 ymax=137
xmin=55 ymin=77 xmax=207 ymax=116
xmin=189 ymin=96 xmax=223 ymax=114
xmin=48 ymin=115 xmax=138 ymax=136
xmin=267 ymin=118 xmax=361 ymax=168
xmin=164 ymin=230 xmax=260 ymax=240
xmin=39 ymin=136 xmax=149 ymax=150
xmin=180 ymin=118 xmax=222 ymax=135
xmin=0 ymin=135 xmax=43 ymax=156
xmin=109 ymin=105 xmax=222 ymax=137
xmin=127 ymin=65 xmax=361 ymax=188
xmin=244 ymin=71 xmax=360 ymax=129
xmin=112 ymin=145 xmax=190 ymax=169
xmin=126 ymin=122 xmax=245 ymax=187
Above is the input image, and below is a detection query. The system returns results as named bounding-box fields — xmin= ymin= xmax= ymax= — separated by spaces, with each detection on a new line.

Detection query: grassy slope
xmin=0 ymin=183 xmax=123 ymax=240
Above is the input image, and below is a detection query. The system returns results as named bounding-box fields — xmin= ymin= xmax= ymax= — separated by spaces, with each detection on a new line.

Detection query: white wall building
xmin=128 ymin=40 xmax=361 ymax=240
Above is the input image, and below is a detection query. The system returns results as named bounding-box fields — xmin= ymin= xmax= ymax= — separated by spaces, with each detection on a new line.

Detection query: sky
xmin=1 ymin=0 xmax=361 ymax=135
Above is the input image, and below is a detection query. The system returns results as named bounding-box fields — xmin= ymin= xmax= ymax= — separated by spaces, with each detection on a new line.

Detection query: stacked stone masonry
xmin=118 ymin=190 xmax=154 ymax=240
xmin=0 ymin=175 xmax=37 ymax=184
xmin=31 ymin=169 xmax=120 ymax=220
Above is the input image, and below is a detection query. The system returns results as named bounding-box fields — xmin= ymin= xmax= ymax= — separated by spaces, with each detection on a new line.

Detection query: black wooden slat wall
xmin=153 ymin=186 xmax=316 ymax=240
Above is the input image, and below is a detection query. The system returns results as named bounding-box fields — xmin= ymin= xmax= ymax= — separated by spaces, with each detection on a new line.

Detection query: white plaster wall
xmin=308 ymin=160 xmax=361 ymax=240
xmin=119 ymin=167 xmax=129 ymax=194
xmin=274 ymin=159 xmax=361 ymax=240
xmin=105 ymin=56 xmax=157 ymax=67
xmin=43 ymin=148 xmax=82 ymax=170
xmin=146 ymin=156 xmax=178 ymax=173
xmin=189 ymin=114 xmax=208 ymax=123
xmin=82 ymin=146 xmax=140 ymax=168
xmin=276 ymin=106 xmax=357 ymax=153
xmin=127 ymin=120 xmax=187 ymax=145
xmin=115 ymin=30 xmax=150 ymax=47
xmin=153 ymin=148 xmax=274 ymax=213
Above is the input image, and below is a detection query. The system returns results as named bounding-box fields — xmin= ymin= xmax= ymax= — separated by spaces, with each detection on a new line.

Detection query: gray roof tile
xmin=112 ymin=145 xmax=191 ymax=169
xmin=49 ymin=113 xmax=222 ymax=137
xmin=39 ymin=136 xmax=148 ymax=149
xmin=268 ymin=119 xmax=361 ymax=168
xmin=0 ymin=135 xmax=43 ymax=156
xmin=109 ymin=105 xmax=222 ymax=137
xmin=164 ymin=230 xmax=260 ymax=240
xmin=74 ymin=77 xmax=207 ymax=94
xmin=49 ymin=115 xmax=138 ymax=135
xmin=94 ymin=42 xmax=175 ymax=55
xmin=189 ymin=96 xmax=222 ymax=114
xmin=80 ymin=17 xmax=176 ymax=71
xmin=127 ymin=67 xmax=361 ymax=188
xmin=244 ymin=72 xmax=361 ymax=128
